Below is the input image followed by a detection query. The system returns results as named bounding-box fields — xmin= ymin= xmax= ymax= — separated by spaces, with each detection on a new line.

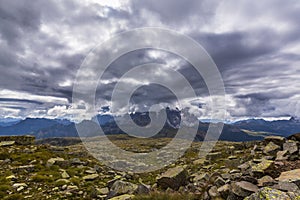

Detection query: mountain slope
xmin=234 ymin=117 xmax=300 ymax=137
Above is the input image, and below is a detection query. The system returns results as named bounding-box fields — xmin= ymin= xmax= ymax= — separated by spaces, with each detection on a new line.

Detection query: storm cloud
xmin=0 ymin=0 xmax=299 ymax=121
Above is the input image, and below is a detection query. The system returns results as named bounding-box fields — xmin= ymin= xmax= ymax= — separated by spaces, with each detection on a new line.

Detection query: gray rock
xmin=244 ymin=187 xmax=293 ymax=200
xmin=264 ymin=136 xmax=286 ymax=146
xmin=157 ymin=166 xmax=188 ymax=190
xmin=217 ymin=184 xmax=231 ymax=199
xmin=61 ymin=171 xmax=70 ymax=179
xmin=263 ymin=142 xmax=281 ymax=155
xmin=231 ymin=181 xmax=258 ymax=197
xmin=136 ymin=183 xmax=151 ymax=194
xmin=214 ymin=177 xmax=226 ymax=188
xmin=109 ymin=194 xmax=135 ymax=200
xmin=278 ymin=169 xmax=300 ymax=187
xmin=208 ymin=186 xmax=220 ymax=198
xmin=257 ymin=176 xmax=275 ymax=187
xmin=193 ymin=173 xmax=210 ymax=182
xmin=283 ymin=140 xmax=298 ymax=155
xmin=272 ymin=182 xmax=300 ymax=193
xmin=83 ymin=174 xmax=99 ymax=181
xmin=110 ymin=180 xmax=138 ymax=196
xmin=0 ymin=141 xmax=15 ymax=147
xmin=98 ymin=187 xmax=109 ymax=195
xmin=206 ymin=152 xmax=223 ymax=162
xmin=251 ymin=159 xmax=274 ymax=178
xmin=276 ymin=150 xmax=289 ymax=161
xmin=47 ymin=157 xmax=65 ymax=167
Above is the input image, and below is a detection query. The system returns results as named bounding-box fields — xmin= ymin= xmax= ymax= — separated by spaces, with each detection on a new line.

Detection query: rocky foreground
xmin=1 ymin=134 xmax=300 ymax=199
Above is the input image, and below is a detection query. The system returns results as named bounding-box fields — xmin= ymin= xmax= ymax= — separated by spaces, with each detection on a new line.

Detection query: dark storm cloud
xmin=0 ymin=98 xmax=43 ymax=105
xmin=0 ymin=0 xmax=299 ymax=120
xmin=130 ymin=0 xmax=218 ymax=26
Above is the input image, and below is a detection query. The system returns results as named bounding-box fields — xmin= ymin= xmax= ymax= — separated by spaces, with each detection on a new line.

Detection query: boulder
xmin=206 ymin=152 xmax=223 ymax=162
xmin=244 ymin=187 xmax=293 ymax=200
xmin=110 ymin=180 xmax=138 ymax=196
xmin=208 ymin=186 xmax=221 ymax=199
xmin=287 ymin=133 xmax=300 ymax=142
xmin=278 ymin=169 xmax=300 ymax=187
xmin=136 ymin=183 xmax=150 ymax=194
xmin=156 ymin=166 xmax=188 ymax=190
xmin=83 ymin=174 xmax=99 ymax=181
xmin=272 ymin=182 xmax=300 ymax=193
xmin=276 ymin=150 xmax=289 ymax=161
xmin=264 ymin=136 xmax=286 ymax=146
xmin=257 ymin=176 xmax=275 ymax=187
xmin=217 ymin=184 xmax=231 ymax=199
xmin=47 ymin=157 xmax=65 ymax=167
xmin=251 ymin=159 xmax=274 ymax=178
xmin=61 ymin=171 xmax=70 ymax=179
xmin=263 ymin=142 xmax=281 ymax=155
xmin=283 ymin=140 xmax=298 ymax=155
xmin=231 ymin=181 xmax=258 ymax=197
xmin=0 ymin=141 xmax=15 ymax=147
xmin=98 ymin=187 xmax=109 ymax=195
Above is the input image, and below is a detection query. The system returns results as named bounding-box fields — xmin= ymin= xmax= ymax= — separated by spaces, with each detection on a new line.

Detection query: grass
xmin=134 ymin=192 xmax=199 ymax=200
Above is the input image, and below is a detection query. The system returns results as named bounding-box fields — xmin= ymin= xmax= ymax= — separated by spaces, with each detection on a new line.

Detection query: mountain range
xmin=0 ymin=109 xmax=299 ymax=142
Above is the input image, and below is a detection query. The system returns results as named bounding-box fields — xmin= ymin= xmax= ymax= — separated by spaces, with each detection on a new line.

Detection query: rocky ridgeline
xmin=0 ymin=135 xmax=35 ymax=146
xmin=0 ymin=135 xmax=300 ymax=199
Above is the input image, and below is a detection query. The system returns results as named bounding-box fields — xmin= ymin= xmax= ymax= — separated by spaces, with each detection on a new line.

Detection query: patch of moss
xmin=3 ymin=194 xmax=24 ymax=200
xmin=134 ymin=192 xmax=198 ymax=200
xmin=31 ymin=174 xmax=54 ymax=183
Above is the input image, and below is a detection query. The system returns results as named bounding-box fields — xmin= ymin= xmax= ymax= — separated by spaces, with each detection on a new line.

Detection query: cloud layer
xmin=0 ymin=0 xmax=299 ymax=121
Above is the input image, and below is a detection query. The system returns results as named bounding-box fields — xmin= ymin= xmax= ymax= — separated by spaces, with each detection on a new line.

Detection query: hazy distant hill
xmin=0 ymin=109 xmax=265 ymax=141
xmin=234 ymin=117 xmax=300 ymax=137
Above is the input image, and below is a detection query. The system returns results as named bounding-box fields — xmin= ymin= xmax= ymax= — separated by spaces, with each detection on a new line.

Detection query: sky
xmin=0 ymin=0 xmax=299 ymax=122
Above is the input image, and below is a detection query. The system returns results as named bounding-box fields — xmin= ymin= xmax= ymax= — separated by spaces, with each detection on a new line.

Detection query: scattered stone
xmin=276 ymin=150 xmax=289 ymax=161
xmin=109 ymin=194 xmax=135 ymax=200
xmin=244 ymin=187 xmax=293 ymax=200
xmin=83 ymin=174 xmax=99 ymax=181
xmin=98 ymin=187 xmax=109 ymax=195
xmin=17 ymin=186 xmax=26 ymax=192
xmin=12 ymin=165 xmax=35 ymax=173
xmin=251 ymin=159 xmax=274 ymax=178
xmin=157 ymin=166 xmax=188 ymax=190
xmin=214 ymin=177 xmax=226 ymax=188
xmin=231 ymin=181 xmax=258 ymax=197
xmin=208 ymin=186 xmax=221 ymax=198
xmin=70 ymin=158 xmax=85 ymax=165
xmin=67 ymin=185 xmax=79 ymax=192
xmin=85 ymin=169 xmax=97 ymax=174
xmin=110 ymin=180 xmax=138 ymax=196
xmin=193 ymin=173 xmax=210 ymax=183
xmin=278 ymin=169 xmax=300 ymax=186
xmin=283 ymin=140 xmax=298 ymax=155
xmin=136 ymin=183 xmax=151 ymax=194
xmin=193 ymin=158 xmax=206 ymax=165
xmin=56 ymin=179 xmax=70 ymax=184
xmin=238 ymin=162 xmax=251 ymax=172
xmin=264 ymin=136 xmax=286 ymax=146
xmin=6 ymin=175 xmax=17 ymax=181
xmin=217 ymin=184 xmax=231 ymax=199
xmin=272 ymin=182 xmax=300 ymax=193
xmin=13 ymin=183 xmax=27 ymax=189
xmin=206 ymin=152 xmax=223 ymax=161
xmin=61 ymin=171 xmax=70 ymax=179
xmin=47 ymin=157 xmax=65 ymax=167
xmin=287 ymin=133 xmax=300 ymax=142
xmin=257 ymin=176 xmax=275 ymax=187
xmin=263 ymin=142 xmax=281 ymax=155
xmin=0 ymin=141 xmax=15 ymax=147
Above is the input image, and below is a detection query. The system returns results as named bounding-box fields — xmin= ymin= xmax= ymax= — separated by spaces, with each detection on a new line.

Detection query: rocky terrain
xmin=1 ymin=134 xmax=300 ymax=199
